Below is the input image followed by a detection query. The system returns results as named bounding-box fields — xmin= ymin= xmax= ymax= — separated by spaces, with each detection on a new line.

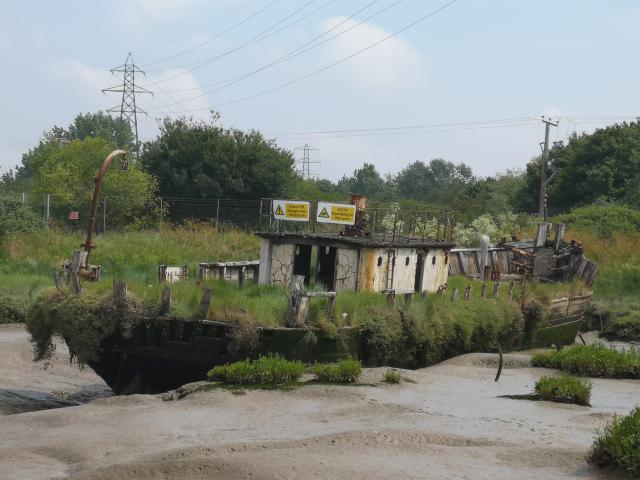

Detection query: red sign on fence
xmin=69 ymin=211 xmax=79 ymax=221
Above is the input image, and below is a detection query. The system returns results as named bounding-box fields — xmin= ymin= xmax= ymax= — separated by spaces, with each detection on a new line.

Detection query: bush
xmin=587 ymin=406 xmax=640 ymax=476
xmin=207 ymin=355 xmax=304 ymax=385
xmin=0 ymin=292 xmax=31 ymax=324
xmin=383 ymin=369 xmax=402 ymax=384
xmin=605 ymin=310 xmax=640 ymax=342
xmin=555 ymin=204 xmax=640 ymax=235
xmin=534 ymin=375 xmax=592 ymax=406
xmin=0 ymin=200 xmax=41 ymax=237
xmin=313 ymin=358 xmax=362 ymax=383
xmin=531 ymin=344 xmax=640 ymax=379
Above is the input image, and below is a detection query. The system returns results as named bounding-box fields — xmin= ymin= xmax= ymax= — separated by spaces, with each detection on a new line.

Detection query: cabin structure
xmin=256 ymin=232 xmax=454 ymax=294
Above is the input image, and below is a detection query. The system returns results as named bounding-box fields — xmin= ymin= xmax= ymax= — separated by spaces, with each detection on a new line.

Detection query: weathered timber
xmin=197 ymin=288 xmax=213 ymax=318
xmin=113 ymin=280 xmax=127 ymax=302
xmin=481 ymin=283 xmax=487 ymax=298
xmin=451 ymin=288 xmax=459 ymax=303
xmin=492 ymin=282 xmax=501 ymax=298
xmin=160 ymin=286 xmax=171 ymax=315
xmin=464 ymin=285 xmax=472 ymax=301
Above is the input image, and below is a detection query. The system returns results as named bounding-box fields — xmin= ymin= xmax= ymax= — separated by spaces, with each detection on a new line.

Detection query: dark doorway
xmin=414 ymin=253 xmax=425 ymax=292
xmin=317 ymin=246 xmax=337 ymax=290
xmin=293 ymin=244 xmax=312 ymax=285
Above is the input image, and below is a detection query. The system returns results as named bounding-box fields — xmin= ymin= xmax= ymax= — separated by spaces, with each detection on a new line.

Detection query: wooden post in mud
xmin=508 ymin=281 xmax=515 ymax=301
xmin=481 ymin=283 xmax=487 ymax=298
xmin=492 ymin=282 xmax=501 ymax=298
xmin=464 ymin=285 xmax=472 ymax=301
xmin=238 ymin=266 xmax=245 ymax=288
xmin=327 ymin=294 xmax=337 ymax=319
xmin=160 ymin=286 xmax=171 ymax=315
xmin=495 ymin=344 xmax=503 ymax=382
xmin=197 ymin=288 xmax=213 ymax=318
xmin=451 ymin=288 xmax=459 ymax=303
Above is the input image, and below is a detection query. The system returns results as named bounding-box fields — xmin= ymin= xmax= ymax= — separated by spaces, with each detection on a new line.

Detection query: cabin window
xmin=432 ymin=256 xmax=437 ymax=266
xmin=405 ymin=256 xmax=410 ymax=266
xmin=377 ymin=256 xmax=383 ymax=267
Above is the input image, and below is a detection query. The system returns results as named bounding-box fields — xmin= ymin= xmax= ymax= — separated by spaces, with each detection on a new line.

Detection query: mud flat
xmin=1 ymin=325 xmax=639 ymax=480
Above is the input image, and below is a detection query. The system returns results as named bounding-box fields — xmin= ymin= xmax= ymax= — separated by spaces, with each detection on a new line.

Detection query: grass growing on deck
xmin=534 ymin=375 xmax=592 ymax=406
xmin=587 ymin=406 xmax=640 ymax=477
xmin=531 ymin=344 xmax=640 ymax=379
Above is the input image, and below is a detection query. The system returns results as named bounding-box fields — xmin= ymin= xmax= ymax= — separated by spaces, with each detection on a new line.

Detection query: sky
xmin=1 ymin=0 xmax=639 ymax=182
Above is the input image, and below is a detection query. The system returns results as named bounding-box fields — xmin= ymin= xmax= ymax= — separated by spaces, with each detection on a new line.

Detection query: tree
xmin=18 ymin=111 xmax=133 ymax=181
xmin=394 ymin=159 xmax=475 ymax=205
xmin=141 ymin=116 xmax=295 ymax=202
xmin=30 ymin=138 xmax=157 ymax=228
xmin=519 ymin=122 xmax=640 ymax=211
xmin=0 ymin=199 xmax=41 ymax=237
xmin=337 ymin=163 xmax=392 ymax=200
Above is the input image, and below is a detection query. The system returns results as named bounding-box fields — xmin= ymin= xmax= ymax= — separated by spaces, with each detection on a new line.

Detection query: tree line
xmin=1 ymin=111 xmax=639 ymax=231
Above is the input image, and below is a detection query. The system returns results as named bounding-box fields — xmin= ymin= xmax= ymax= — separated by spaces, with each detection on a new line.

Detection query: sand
xmin=1 ymin=324 xmax=638 ymax=480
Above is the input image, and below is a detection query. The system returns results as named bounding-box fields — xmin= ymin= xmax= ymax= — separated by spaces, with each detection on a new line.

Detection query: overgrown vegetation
xmin=587 ymin=406 xmax=640 ymax=477
xmin=604 ymin=310 xmax=640 ymax=342
xmin=206 ymin=355 xmax=304 ymax=385
xmin=531 ymin=344 xmax=640 ymax=379
xmin=383 ymin=369 xmax=403 ymax=384
xmin=312 ymin=358 xmax=362 ymax=383
xmin=534 ymin=375 xmax=592 ymax=406
xmin=0 ymin=290 xmax=32 ymax=324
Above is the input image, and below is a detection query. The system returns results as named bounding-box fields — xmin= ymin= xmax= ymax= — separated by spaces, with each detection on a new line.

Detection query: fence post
xmin=21 ymin=192 xmax=25 ymax=204
xmin=481 ymin=283 xmax=487 ymax=298
xmin=464 ymin=285 xmax=472 ymax=301
xmin=508 ymin=281 xmax=515 ymax=301
xmin=492 ymin=282 xmax=501 ymax=298
xmin=45 ymin=194 xmax=50 ymax=229
xmin=160 ymin=286 xmax=171 ymax=315
xmin=197 ymin=288 xmax=213 ymax=318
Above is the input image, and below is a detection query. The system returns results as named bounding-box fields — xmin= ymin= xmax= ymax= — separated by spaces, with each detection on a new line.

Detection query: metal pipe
xmin=83 ymin=150 xmax=127 ymax=263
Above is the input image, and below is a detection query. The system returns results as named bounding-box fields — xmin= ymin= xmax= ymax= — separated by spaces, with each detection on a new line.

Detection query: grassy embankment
xmin=587 ymin=406 xmax=640 ymax=477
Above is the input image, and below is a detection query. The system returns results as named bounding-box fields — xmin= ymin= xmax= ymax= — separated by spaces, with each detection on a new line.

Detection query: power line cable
xmin=141 ymin=0 xmax=281 ymax=69
xmin=151 ymin=0 xmax=385 ymax=95
xmin=157 ymin=0 xmax=459 ymax=114
xmin=133 ymin=0 xmax=259 ymax=54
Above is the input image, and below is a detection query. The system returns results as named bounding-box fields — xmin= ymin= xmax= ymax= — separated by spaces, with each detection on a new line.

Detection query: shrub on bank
xmin=587 ymin=406 xmax=640 ymax=477
xmin=0 ymin=292 xmax=31 ymax=324
xmin=531 ymin=344 xmax=640 ymax=379
xmin=534 ymin=375 xmax=592 ymax=406
xmin=312 ymin=358 xmax=362 ymax=383
xmin=383 ymin=369 xmax=403 ymax=384
xmin=604 ymin=310 xmax=640 ymax=342
xmin=207 ymin=355 xmax=304 ymax=385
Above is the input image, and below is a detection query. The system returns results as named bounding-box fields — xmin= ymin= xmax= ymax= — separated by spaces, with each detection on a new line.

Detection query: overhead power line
xmin=141 ymin=0 xmax=281 ymax=69
xmin=133 ymin=0 xmax=259 ymax=54
xmin=147 ymin=0 xmax=404 ymax=111
xmin=157 ymin=0 xmax=459 ymax=115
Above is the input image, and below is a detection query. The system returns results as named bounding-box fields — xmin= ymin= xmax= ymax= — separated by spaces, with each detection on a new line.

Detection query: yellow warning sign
xmin=272 ymin=200 xmax=310 ymax=222
xmin=316 ymin=202 xmax=356 ymax=225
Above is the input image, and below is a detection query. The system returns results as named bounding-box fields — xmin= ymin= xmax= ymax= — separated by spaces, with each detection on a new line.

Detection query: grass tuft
xmin=383 ymin=369 xmax=403 ymax=384
xmin=207 ymin=355 xmax=304 ymax=385
xmin=531 ymin=344 xmax=640 ymax=379
xmin=313 ymin=358 xmax=362 ymax=383
xmin=534 ymin=375 xmax=592 ymax=406
xmin=587 ymin=406 xmax=640 ymax=476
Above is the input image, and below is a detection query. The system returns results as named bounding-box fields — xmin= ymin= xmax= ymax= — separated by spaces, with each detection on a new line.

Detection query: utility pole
xmin=539 ymin=116 xmax=558 ymax=219
xmin=102 ymin=53 xmax=152 ymax=158
xmin=295 ymin=144 xmax=319 ymax=180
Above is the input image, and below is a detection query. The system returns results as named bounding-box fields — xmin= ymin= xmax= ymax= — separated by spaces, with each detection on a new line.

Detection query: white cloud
xmin=320 ymin=17 xmax=425 ymax=91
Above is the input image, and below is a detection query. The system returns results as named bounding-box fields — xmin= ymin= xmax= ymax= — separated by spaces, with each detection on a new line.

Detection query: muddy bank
xmin=0 ymin=325 xmax=111 ymax=415
xmin=1 ymin=326 xmax=639 ymax=479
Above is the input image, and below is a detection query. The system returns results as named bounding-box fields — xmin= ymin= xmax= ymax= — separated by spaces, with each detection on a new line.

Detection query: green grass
xmin=207 ymin=355 xmax=305 ymax=386
xmin=531 ymin=344 xmax=640 ymax=379
xmin=534 ymin=375 xmax=592 ymax=406
xmin=587 ymin=406 xmax=640 ymax=477
xmin=312 ymin=358 xmax=362 ymax=383
xmin=383 ymin=369 xmax=403 ymax=384
xmin=604 ymin=310 xmax=640 ymax=342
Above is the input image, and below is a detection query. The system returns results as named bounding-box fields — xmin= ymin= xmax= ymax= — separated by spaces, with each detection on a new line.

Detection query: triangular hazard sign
xmin=274 ymin=205 xmax=285 ymax=216
xmin=318 ymin=206 xmax=329 ymax=218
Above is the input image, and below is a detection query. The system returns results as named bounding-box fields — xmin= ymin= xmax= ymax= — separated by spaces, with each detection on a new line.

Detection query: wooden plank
xmin=451 ymin=288 xmax=459 ymax=303
xmin=196 ymin=288 xmax=213 ymax=318
xmin=160 ymin=286 xmax=171 ymax=315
